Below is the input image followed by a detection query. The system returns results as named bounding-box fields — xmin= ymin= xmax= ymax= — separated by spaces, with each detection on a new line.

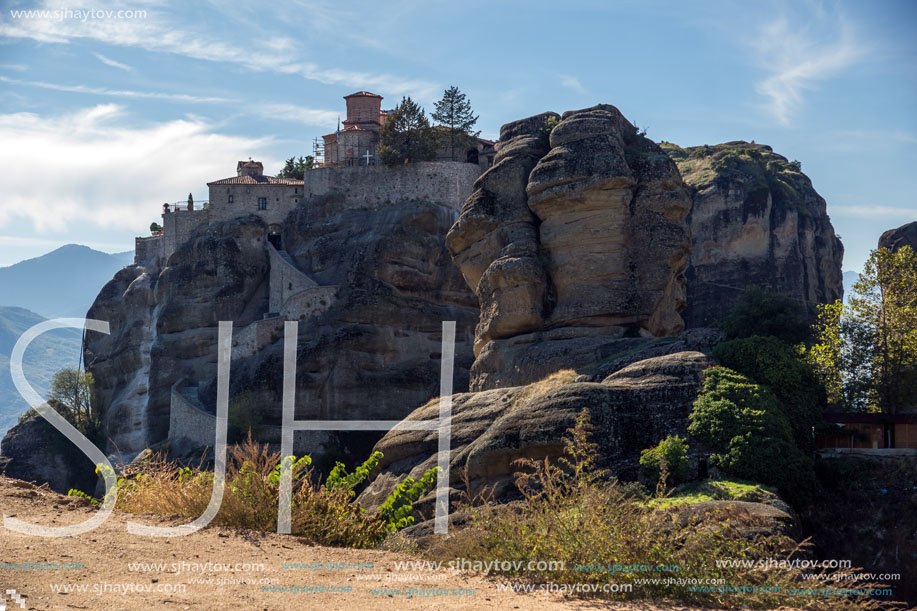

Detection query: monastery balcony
xmin=163 ymin=200 xmax=209 ymax=212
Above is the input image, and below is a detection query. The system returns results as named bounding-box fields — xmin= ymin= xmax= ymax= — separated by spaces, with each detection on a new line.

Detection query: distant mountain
xmin=0 ymin=306 xmax=81 ymax=444
xmin=843 ymin=271 xmax=859 ymax=304
xmin=0 ymin=244 xmax=133 ymax=318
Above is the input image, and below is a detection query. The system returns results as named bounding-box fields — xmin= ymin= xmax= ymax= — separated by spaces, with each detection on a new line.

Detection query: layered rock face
xmin=879 ymin=221 xmax=917 ymax=252
xmin=84 ymin=198 xmax=478 ymax=461
xmin=447 ymin=106 xmax=692 ymax=390
xmin=663 ymin=142 xmax=844 ymax=327
xmin=359 ymin=351 xmax=714 ymax=511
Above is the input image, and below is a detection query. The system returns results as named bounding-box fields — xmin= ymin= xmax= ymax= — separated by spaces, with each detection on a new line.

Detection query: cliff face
xmin=662 ymin=141 xmax=844 ymax=327
xmin=84 ymin=197 xmax=477 ymax=461
xmin=447 ymin=105 xmax=692 ymax=391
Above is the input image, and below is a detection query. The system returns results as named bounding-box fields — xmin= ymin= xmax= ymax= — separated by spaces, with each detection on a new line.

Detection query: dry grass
xmin=427 ymin=410 xmax=902 ymax=610
xmin=114 ymin=437 xmax=386 ymax=547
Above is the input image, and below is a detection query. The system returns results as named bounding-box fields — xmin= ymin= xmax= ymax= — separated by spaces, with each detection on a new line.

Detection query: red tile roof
xmin=207 ymin=175 xmax=304 ymax=186
xmin=344 ymin=91 xmax=382 ymax=99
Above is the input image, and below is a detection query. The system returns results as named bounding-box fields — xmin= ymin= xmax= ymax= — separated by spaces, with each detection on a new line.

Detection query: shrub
xmin=688 ymin=367 xmax=816 ymax=504
xmin=713 ymin=336 xmax=826 ymax=449
xmin=639 ymin=435 xmax=690 ymax=487
xmin=717 ymin=285 xmax=810 ymax=343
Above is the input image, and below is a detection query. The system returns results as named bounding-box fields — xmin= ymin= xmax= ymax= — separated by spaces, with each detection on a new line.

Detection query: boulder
xmin=358 ymin=351 xmax=715 ymax=512
xmin=0 ymin=414 xmax=97 ymax=494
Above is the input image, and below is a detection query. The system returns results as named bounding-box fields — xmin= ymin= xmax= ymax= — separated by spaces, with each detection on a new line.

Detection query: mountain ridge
xmin=0 ymin=244 xmax=133 ymax=318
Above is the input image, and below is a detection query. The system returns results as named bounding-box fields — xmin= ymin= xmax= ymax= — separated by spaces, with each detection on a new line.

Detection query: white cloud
xmin=92 ymin=51 xmax=133 ymax=71
xmin=0 ymin=0 xmax=436 ymax=97
xmin=0 ymin=75 xmax=227 ymax=103
xmin=831 ymin=205 xmax=917 ymax=219
xmin=559 ymin=74 xmax=586 ymax=94
xmin=753 ymin=13 xmax=864 ymax=126
xmin=0 ymin=104 xmax=278 ymax=233
xmin=259 ymin=104 xmax=339 ymax=127
xmin=0 ymin=63 xmax=28 ymax=71
xmin=1 ymin=76 xmax=339 ymax=126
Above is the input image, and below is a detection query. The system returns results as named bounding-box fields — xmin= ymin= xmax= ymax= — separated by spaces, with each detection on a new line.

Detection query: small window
xmin=228 ymin=194 xmax=233 ymax=203
xmin=246 ymin=187 xmax=251 ymax=194
xmin=258 ymin=197 xmax=267 ymax=210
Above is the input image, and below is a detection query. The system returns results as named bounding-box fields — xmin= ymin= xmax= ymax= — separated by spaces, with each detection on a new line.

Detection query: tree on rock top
xmin=377 ymin=96 xmax=437 ymax=166
xmin=432 ymin=85 xmax=480 ymax=161
xmin=277 ymin=156 xmax=314 ymax=179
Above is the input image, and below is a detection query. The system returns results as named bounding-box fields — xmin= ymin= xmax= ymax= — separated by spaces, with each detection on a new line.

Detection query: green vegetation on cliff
xmin=661 ymin=141 xmax=813 ymax=216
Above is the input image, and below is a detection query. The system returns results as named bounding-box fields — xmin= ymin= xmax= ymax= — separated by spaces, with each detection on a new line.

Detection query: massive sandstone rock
xmin=879 ymin=221 xmax=917 ymax=253
xmin=662 ymin=141 xmax=844 ymax=328
xmin=358 ymin=351 xmax=715 ymax=512
xmin=84 ymin=198 xmax=478 ymax=462
xmin=447 ymin=105 xmax=692 ymax=390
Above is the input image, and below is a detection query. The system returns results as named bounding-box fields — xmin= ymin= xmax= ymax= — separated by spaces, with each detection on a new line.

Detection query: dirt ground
xmin=0 ymin=477 xmax=711 ymax=610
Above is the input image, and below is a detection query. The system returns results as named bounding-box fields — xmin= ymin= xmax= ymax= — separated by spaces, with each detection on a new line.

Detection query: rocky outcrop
xmin=445 ymin=112 xmax=558 ymax=356
xmin=0 ymin=414 xmax=97 ymax=494
xmin=662 ymin=141 xmax=844 ymax=328
xmin=447 ymin=106 xmax=692 ymax=391
xmin=879 ymin=221 xmax=917 ymax=253
xmin=358 ymin=351 xmax=715 ymax=511
xmin=84 ymin=198 xmax=478 ymax=462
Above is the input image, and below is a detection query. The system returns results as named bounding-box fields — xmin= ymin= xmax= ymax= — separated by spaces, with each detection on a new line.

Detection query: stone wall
xmin=267 ymin=243 xmax=317 ymax=313
xmin=162 ymin=208 xmax=210 ymax=261
xmin=232 ymin=317 xmax=285 ymax=360
xmin=134 ymin=235 xmax=163 ymax=266
xmin=280 ymin=285 xmax=339 ymax=320
xmin=299 ymin=162 xmax=480 ymax=211
xmin=167 ymin=380 xmax=217 ymax=453
xmin=208 ymin=184 xmax=305 ymax=226
xmin=145 ymin=163 xmax=481 ymax=266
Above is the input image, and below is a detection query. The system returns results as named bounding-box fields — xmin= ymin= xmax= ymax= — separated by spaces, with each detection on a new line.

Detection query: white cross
xmin=363 ymin=149 xmax=373 ymax=166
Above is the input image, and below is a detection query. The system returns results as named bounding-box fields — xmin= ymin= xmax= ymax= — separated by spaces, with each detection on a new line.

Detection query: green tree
xmin=47 ymin=368 xmax=99 ymax=436
xmin=809 ymin=246 xmax=917 ymax=413
xmin=688 ymin=367 xmax=815 ymax=503
xmin=431 ymin=85 xmax=480 ymax=161
xmin=277 ymin=156 xmax=314 ymax=180
xmin=713 ymin=336 xmax=826 ymax=450
xmin=377 ymin=97 xmax=436 ymax=166
xmin=150 ymin=222 xmax=162 ymax=234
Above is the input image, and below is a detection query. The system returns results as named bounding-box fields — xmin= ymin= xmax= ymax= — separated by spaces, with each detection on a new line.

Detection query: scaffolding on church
xmin=312 ymin=137 xmax=325 ymax=167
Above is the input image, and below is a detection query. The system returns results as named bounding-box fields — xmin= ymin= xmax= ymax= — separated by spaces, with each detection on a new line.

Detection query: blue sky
xmin=0 ymin=0 xmax=914 ymax=272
